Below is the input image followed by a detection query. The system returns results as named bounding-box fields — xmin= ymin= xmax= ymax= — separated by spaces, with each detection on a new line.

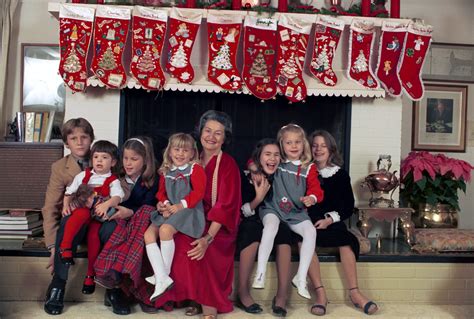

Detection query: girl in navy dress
xmin=144 ymin=133 xmax=206 ymax=302
xmin=253 ymin=124 xmax=324 ymax=299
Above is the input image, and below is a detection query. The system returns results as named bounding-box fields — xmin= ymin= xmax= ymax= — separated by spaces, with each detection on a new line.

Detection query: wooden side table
xmin=356 ymin=207 xmax=415 ymax=245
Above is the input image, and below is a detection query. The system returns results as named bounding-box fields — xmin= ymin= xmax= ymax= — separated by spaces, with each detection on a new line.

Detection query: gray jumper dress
xmin=259 ymin=161 xmax=314 ymax=225
xmin=150 ymin=164 xmax=205 ymax=238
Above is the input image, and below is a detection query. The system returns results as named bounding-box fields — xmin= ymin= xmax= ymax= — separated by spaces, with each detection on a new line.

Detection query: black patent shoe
xmin=104 ymin=288 xmax=131 ymax=315
xmin=82 ymin=275 xmax=96 ymax=295
xmin=44 ymin=284 xmax=65 ymax=315
xmin=271 ymin=297 xmax=287 ymax=317
xmin=235 ymin=296 xmax=263 ymax=314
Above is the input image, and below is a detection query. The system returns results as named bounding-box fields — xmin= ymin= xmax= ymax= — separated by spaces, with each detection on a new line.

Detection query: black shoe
xmin=82 ymin=275 xmax=96 ymax=295
xmin=44 ymin=284 xmax=65 ymax=315
xmin=139 ymin=302 xmax=159 ymax=314
xmin=104 ymin=288 xmax=131 ymax=315
xmin=59 ymin=248 xmax=74 ymax=266
xmin=271 ymin=297 xmax=287 ymax=317
xmin=235 ymin=296 xmax=263 ymax=314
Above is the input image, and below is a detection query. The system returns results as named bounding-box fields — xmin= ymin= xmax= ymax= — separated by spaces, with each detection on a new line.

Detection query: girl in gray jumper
xmin=252 ymin=124 xmax=324 ymax=300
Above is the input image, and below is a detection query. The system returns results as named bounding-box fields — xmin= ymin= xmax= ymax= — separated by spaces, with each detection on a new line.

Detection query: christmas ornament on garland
xmin=375 ymin=21 xmax=407 ymax=96
xmin=130 ymin=6 xmax=168 ymax=91
xmin=309 ymin=15 xmax=344 ymax=87
xmin=207 ymin=12 xmax=244 ymax=91
xmin=165 ymin=8 xmax=202 ymax=84
xmin=398 ymin=20 xmax=432 ymax=101
xmin=58 ymin=4 xmax=95 ymax=93
xmin=90 ymin=6 xmax=131 ymax=89
xmin=347 ymin=20 xmax=379 ymax=89
xmin=242 ymin=16 xmax=278 ymax=100
xmin=275 ymin=14 xmax=312 ymax=103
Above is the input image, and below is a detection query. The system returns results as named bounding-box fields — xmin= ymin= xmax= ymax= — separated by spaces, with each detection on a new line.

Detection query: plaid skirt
xmin=94 ymin=205 xmax=154 ymax=289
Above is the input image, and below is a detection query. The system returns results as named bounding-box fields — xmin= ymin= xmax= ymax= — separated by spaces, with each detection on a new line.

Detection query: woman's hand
xmin=109 ymin=206 xmax=133 ymax=220
xmin=61 ymin=205 xmax=71 ymax=217
xmin=254 ymin=176 xmax=271 ymax=202
xmin=46 ymin=247 xmax=55 ymax=274
xmin=314 ymin=217 xmax=333 ymax=229
xmin=187 ymin=237 xmax=209 ymax=260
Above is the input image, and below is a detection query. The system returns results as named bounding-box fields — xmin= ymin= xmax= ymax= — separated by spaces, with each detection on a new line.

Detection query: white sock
xmin=160 ymin=239 xmax=175 ymax=276
xmin=256 ymin=214 xmax=280 ymax=276
xmin=145 ymin=243 xmax=167 ymax=281
xmin=290 ymin=220 xmax=316 ymax=283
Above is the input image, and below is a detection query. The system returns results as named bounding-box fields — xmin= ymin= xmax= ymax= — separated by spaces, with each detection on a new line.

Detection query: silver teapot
xmin=362 ymin=155 xmax=399 ymax=207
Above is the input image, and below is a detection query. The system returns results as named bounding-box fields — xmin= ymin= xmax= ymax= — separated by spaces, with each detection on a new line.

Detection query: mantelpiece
xmin=48 ymin=3 xmax=413 ymax=98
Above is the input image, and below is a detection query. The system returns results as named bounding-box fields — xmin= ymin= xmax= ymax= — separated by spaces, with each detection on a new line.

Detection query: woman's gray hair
xmin=197 ymin=110 xmax=233 ymax=145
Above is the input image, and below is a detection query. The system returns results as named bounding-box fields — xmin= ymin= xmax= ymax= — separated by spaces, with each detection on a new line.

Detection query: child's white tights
xmin=256 ymin=214 xmax=316 ymax=283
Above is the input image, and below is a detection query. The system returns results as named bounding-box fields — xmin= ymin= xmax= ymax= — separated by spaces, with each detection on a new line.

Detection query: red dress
xmin=139 ymin=152 xmax=241 ymax=312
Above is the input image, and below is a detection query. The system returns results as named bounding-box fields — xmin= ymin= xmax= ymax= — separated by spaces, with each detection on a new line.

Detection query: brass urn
xmin=418 ymin=203 xmax=459 ymax=228
xmin=362 ymin=155 xmax=399 ymax=208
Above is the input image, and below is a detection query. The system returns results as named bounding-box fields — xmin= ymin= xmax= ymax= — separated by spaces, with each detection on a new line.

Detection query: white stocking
xmin=289 ymin=220 xmax=316 ymax=283
xmin=255 ymin=214 xmax=280 ymax=276
xmin=145 ymin=243 xmax=167 ymax=281
xmin=160 ymin=239 xmax=175 ymax=276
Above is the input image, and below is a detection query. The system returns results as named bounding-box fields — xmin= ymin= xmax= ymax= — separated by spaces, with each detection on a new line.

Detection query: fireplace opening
xmin=120 ymin=89 xmax=352 ymax=170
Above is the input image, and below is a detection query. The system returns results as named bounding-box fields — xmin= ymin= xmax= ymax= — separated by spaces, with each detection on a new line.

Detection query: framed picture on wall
xmin=422 ymin=42 xmax=474 ymax=83
xmin=412 ymin=84 xmax=468 ymax=152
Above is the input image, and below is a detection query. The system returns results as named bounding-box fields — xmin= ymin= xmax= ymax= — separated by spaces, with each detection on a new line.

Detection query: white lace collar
xmin=170 ymin=163 xmax=189 ymax=171
xmin=319 ymin=165 xmax=340 ymax=178
xmin=284 ymin=159 xmax=301 ymax=165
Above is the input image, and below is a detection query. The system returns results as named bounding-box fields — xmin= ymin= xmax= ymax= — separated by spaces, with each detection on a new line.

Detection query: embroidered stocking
xmin=90 ymin=6 xmax=131 ymax=89
xmin=399 ymin=21 xmax=433 ymax=101
xmin=165 ymin=8 xmax=202 ymax=84
xmin=58 ymin=4 xmax=95 ymax=93
xmin=130 ymin=6 xmax=167 ymax=91
xmin=375 ymin=21 xmax=407 ymax=96
xmin=276 ymin=15 xmax=312 ymax=103
xmin=207 ymin=12 xmax=243 ymax=91
xmin=309 ymin=15 xmax=344 ymax=87
xmin=348 ymin=20 xmax=379 ymax=89
xmin=242 ymin=16 xmax=277 ymax=100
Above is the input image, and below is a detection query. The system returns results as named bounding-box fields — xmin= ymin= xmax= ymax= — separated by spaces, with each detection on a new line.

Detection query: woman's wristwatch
xmin=204 ymin=233 xmax=214 ymax=244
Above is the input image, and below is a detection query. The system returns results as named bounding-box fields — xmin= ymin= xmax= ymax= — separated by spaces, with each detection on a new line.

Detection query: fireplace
xmin=120 ymin=89 xmax=352 ymax=170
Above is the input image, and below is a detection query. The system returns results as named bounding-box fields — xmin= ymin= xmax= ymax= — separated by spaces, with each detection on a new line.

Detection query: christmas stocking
xmin=207 ymin=12 xmax=243 ymax=91
xmin=399 ymin=21 xmax=433 ymax=101
xmin=242 ymin=16 xmax=277 ymax=100
xmin=348 ymin=20 xmax=379 ymax=89
xmin=58 ymin=4 xmax=95 ymax=93
xmin=375 ymin=21 xmax=407 ymax=96
xmin=130 ymin=6 xmax=168 ymax=91
xmin=165 ymin=8 xmax=202 ymax=84
xmin=309 ymin=15 xmax=344 ymax=87
xmin=276 ymin=15 xmax=312 ymax=103
xmin=90 ymin=6 xmax=131 ymax=89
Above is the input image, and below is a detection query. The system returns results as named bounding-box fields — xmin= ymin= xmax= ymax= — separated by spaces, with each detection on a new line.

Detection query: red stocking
xmin=309 ymin=15 xmax=344 ymax=87
xmin=348 ymin=20 xmax=379 ymax=89
xmin=276 ymin=15 xmax=312 ymax=103
xmin=399 ymin=21 xmax=433 ymax=101
xmin=242 ymin=16 xmax=277 ymax=100
xmin=375 ymin=21 xmax=407 ymax=96
xmin=165 ymin=8 xmax=202 ymax=84
xmin=130 ymin=6 xmax=168 ymax=91
xmin=207 ymin=12 xmax=243 ymax=91
xmin=90 ymin=6 xmax=131 ymax=89
xmin=58 ymin=4 xmax=95 ymax=93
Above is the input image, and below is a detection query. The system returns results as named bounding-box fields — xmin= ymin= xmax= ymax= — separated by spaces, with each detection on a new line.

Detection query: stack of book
xmin=0 ymin=209 xmax=43 ymax=240
xmin=16 ymin=111 xmax=56 ymax=143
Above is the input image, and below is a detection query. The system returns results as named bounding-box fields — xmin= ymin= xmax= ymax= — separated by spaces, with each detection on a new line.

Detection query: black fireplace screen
xmin=120 ymin=89 xmax=351 ymax=170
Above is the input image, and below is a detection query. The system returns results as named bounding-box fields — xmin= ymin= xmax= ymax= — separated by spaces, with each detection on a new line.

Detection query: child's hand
xmin=94 ymin=202 xmax=109 ymax=217
xmin=314 ymin=217 xmax=333 ymax=230
xmin=300 ymin=196 xmax=316 ymax=207
xmin=62 ymin=205 xmax=71 ymax=217
xmin=254 ymin=177 xmax=271 ymax=202
xmin=169 ymin=203 xmax=184 ymax=215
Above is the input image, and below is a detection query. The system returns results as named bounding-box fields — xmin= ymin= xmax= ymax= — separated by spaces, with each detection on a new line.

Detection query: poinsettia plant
xmin=400 ymin=151 xmax=473 ymax=210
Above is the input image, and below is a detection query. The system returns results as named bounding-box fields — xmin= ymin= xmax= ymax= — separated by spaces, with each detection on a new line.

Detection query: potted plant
xmin=400 ymin=151 xmax=473 ymax=228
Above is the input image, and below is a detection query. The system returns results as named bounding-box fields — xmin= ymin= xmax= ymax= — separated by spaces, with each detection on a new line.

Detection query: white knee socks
xmin=160 ymin=239 xmax=175 ymax=275
xmin=256 ymin=214 xmax=281 ymax=277
xmin=146 ymin=243 xmax=167 ymax=281
xmin=290 ymin=220 xmax=316 ymax=283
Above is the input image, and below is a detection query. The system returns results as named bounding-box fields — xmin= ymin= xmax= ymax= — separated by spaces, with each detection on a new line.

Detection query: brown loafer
xmin=139 ymin=302 xmax=159 ymax=314
xmin=185 ymin=305 xmax=202 ymax=316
